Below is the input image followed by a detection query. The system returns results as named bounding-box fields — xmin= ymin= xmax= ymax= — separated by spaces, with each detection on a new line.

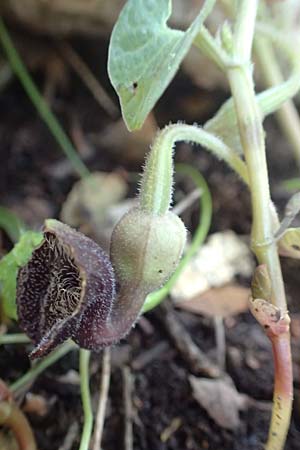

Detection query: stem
xmin=228 ymin=2 xmax=292 ymax=449
xmin=255 ymin=36 xmax=300 ymax=167
xmin=193 ymin=26 xmax=228 ymax=70
xmin=228 ymin=16 xmax=285 ymax=309
xmin=143 ymin=164 xmax=212 ymax=312
xmin=79 ymin=349 xmax=93 ymax=450
xmin=10 ymin=341 xmax=76 ymax=393
xmin=267 ymin=333 xmax=293 ymax=450
xmin=0 ymin=333 xmax=30 ymax=345
xmin=0 ymin=401 xmax=37 ymax=450
xmin=0 ymin=19 xmax=90 ymax=179
xmin=92 ymin=348 xmax=111 ymax=450
xmin=233 ymin=0 xmax=258 ymax=61
xmin=139 ymin=123 xmax=249 ymax=216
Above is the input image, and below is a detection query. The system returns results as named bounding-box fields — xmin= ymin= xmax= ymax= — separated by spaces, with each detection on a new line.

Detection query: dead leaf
xmin=176 ymin=284 xmax=250 ymax=317
xmin=61 ymin=171 xmax=127 ymax=227
xmin=171 ymin=231 xmax=253 ymax=302
xmin=23 ymin=393 xmax=48 ymax=416
xmin=60 ymin=171 xmax=129 ymax=248
xmin=189 ymin=376 xmax=248 ymax=430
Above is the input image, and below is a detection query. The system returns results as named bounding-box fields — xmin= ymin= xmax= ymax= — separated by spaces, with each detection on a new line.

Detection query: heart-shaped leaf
xmin=108 ymin=0 xmax=214 ymax=130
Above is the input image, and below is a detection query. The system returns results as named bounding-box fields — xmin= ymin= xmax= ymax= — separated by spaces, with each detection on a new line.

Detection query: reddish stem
xmin=265 ymin=331 xmax=293 ymax=450
xmin=0 ymin=380 xmax=37 ymax=450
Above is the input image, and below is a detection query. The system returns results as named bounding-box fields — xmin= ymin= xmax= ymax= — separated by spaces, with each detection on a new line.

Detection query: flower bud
xmin=110 ymin=207 xmax=187 ymax=292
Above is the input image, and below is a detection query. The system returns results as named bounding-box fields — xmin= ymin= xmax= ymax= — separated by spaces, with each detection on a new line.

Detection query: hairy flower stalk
xmin=16 ymin=137 xmax=186 ymax=358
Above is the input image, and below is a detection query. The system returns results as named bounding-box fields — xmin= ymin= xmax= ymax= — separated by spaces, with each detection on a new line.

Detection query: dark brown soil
xmin=0 ymin=27 xmax=300 ymax=450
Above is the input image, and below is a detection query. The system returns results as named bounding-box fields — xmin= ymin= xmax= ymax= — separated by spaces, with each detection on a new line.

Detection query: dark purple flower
xmin=17 ymin=219 xmax=115 ymax=359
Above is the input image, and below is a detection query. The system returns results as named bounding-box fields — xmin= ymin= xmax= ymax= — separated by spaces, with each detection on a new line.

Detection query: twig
xmin=92 ymin=348 xmax=111 ymax=450
xmin=214 ymin=315 xmax=226 ymax=371
xmin=59 ymin=42 xmax=119 ymax=119
xmin=131 ymin=341 xmax=170 ymax=371
xmin=157 ymin=302 xmax=220 ymax=377
xmin=122 ymin=366 xmax=134 ymax=450
xmin=172 ymin=188 xmax=202 ymax=216
xmin=58 ymin=421 xmax=79 ymax=450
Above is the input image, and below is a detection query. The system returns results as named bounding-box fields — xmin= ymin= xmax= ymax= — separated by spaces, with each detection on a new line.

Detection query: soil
xmin=0 ymin=26 xmax=300 ymax=450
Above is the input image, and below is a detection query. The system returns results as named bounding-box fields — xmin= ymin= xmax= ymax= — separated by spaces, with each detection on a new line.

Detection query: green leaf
xmin=0 ymin=231 xmax=43 ymax=319
xmin=0 ymin=206 xmax=26 ymax=243
xmin=108 ymin=0 xmax=215 ymax=131
xmin=277 ymin=227 xmax=300 ymax=259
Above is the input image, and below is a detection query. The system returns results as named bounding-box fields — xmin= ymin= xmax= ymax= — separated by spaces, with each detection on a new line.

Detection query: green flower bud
xmin=110 ymin=207 xmax=187 ymax=293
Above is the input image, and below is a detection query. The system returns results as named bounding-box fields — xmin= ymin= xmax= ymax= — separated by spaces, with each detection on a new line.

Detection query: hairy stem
xmin=229 ymin=3 xmax=285 ymax=309
xmin=227 ymin=2 xmax=292 ymax=449
xmin=139 ymin=123 xmax=248 ymax=216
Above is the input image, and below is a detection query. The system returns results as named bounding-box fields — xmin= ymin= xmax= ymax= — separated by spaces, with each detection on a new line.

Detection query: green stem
xmin=79 ymin=349 xmax=93 ymax=450
xmin=233 ymin=0 xmax=258 ymax=61
xmin=254 ymin=23 xmax=300 ymax=116
xmin=229 ymin=2 xmax=285 ymax=309
xmin=193 ymin=26 xmax=228 ymax=70
xmin=10 ymin=341 xmax=76 ymax=392
xmin=255 ymin=36 xmax=300 ymax=167
xmin=228 ymin=2 xmax=292 ymax=449
xmin=0 ymin=19 xmax=89 ymax=179
xmin=0 ymin=333 xmax=30 ymax=345
xmin=143 ymin=164 xmax=212 ymax=312
xmin=139 ymin=123 xmax=248 ymax=216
